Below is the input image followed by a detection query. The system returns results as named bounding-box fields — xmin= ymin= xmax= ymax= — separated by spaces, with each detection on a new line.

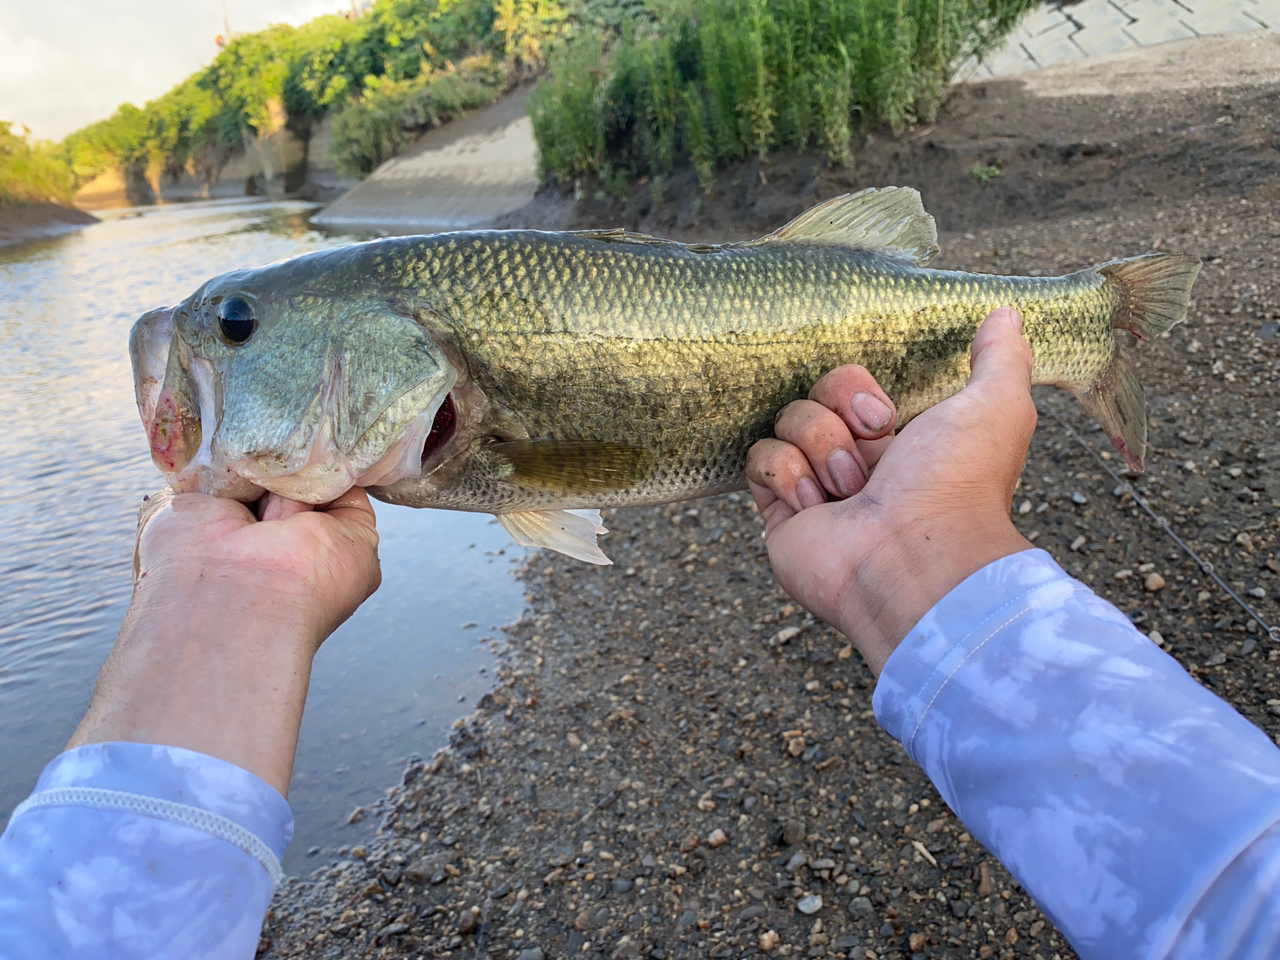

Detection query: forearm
xmin=874 ymin=550 xmax=1280 ymax=959
xmin=69 ymin=562 xmax=321 ymax=796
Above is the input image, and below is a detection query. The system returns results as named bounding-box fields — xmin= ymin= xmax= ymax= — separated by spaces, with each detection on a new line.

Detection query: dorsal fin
xmin=567 ymin=228 xmax=725 ymax=255
xmin=746 ymin=187 xmax=939 ymax=265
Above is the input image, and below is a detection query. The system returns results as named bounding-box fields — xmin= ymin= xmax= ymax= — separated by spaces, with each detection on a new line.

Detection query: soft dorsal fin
xmin=747 ymin=187 xmax=939 ymax=265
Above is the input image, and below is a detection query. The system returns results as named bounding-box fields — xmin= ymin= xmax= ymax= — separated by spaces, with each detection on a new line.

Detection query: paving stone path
xmin=977 ymin=0 xmax=1275 ymax=76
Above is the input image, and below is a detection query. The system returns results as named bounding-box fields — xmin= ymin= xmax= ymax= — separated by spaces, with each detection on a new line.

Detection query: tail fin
xmin=1072 ymin=254 xmax=1201 ymax=473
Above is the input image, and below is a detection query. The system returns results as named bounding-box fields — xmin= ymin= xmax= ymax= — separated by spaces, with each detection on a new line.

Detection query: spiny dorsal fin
xmin=747 ymin=187 xmax=939 ymax=265
xmin=566 ymin=228 xmax=725 ymax=255
xmin=487 ymin=438 xmax=655 ymax=492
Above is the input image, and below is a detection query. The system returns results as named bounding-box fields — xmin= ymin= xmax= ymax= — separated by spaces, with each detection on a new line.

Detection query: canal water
xmin=0 ymin=199 xmax=525 ymax=873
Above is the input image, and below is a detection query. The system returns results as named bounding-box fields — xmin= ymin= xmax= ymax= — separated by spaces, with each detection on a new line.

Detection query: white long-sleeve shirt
xmin=875 ymin=549 xmax=1280 ymax=959
xmin=0 ymin=741 xmax=290 ymax=959
xmin=3 ymin=549 xmax=1278 ymax=958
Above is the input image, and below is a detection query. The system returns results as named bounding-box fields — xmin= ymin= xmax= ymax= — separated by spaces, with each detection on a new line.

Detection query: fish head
xmin=130 ymin=261 xmax=456 ymax=504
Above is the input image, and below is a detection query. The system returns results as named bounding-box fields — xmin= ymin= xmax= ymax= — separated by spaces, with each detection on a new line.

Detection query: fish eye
xmin=216 ymin=297 xmax=257 ymax=345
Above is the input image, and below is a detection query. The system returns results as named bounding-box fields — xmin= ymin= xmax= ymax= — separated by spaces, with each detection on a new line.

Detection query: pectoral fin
xmin=499 ymin=509 xmax=612 ymax=565
xmin=487 ymin=439 xmax=654 ymax=493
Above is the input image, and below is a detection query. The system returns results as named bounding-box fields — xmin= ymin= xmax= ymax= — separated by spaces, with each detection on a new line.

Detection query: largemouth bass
xmin=131 ymin=187 xmax=1199 ymax=563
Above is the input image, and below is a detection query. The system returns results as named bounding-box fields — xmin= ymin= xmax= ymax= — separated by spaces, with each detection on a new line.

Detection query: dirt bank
xmin=0 ymin=202 xmax=98 ymax=249
xmin=262 ymin=35 xmax=1279 ymax=960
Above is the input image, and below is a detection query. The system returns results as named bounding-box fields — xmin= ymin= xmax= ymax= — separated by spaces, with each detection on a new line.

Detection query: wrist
xmin=834 ymin=513 xmax=1031 ymax=674
xmin=69 ymin=561 xmax=327 ymax=795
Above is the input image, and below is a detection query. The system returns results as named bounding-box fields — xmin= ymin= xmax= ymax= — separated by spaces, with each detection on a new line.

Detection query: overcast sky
xmin=0 ymin=0 xmax=356 ymax=142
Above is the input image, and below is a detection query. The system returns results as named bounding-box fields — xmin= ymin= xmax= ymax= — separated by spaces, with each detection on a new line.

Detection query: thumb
xmin=969 ymin=306 xmax=1032 ymax=395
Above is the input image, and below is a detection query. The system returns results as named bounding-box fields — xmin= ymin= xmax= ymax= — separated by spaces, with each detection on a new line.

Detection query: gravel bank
xmin=262 ymin=38 xmax=1279 ymax=960
xmin=0 ymin=202 xmax=97 ymax=249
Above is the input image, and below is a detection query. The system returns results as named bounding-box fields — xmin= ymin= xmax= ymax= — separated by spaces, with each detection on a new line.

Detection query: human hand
xmin=70 ymin=489 xmax=381 ymax=794
xmin=746 ymin=307 xmax=1036 ymax=674
xmin=133 ymin=488 xmax=382 ymax=643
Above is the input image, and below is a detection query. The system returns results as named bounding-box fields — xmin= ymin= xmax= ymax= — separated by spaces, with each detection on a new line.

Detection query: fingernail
xmin=1006 ymin=306 xmax=1024 ymax=333
xmin=827 ymin=448 xmax=864 ymax=498
xmin=852 ymin=392 xmax=892 ymax=432
xmin=796 ymin=477 xmax=826 ymax=509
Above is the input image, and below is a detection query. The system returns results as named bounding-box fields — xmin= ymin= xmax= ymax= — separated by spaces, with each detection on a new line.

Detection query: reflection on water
xmin=0 ymin=199 xmax=524 ymax=872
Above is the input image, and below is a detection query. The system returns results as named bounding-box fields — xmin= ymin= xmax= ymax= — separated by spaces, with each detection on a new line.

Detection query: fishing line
xmin=1041 ymin=399 xmax=1279 ymax=644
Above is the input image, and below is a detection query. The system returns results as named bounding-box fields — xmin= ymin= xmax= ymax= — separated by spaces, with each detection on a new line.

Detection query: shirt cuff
xmin=22 ymin=742 xmax=293 ymax=866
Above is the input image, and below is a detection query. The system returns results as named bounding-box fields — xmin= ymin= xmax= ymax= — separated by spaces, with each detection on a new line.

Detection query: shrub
xmin=331 ymin=55 xmax=508 ymax=175
xmin=532 ymin=0 xmax=1037 ymax=184
xmin=0 ymin=122 xmax=74 ymax=204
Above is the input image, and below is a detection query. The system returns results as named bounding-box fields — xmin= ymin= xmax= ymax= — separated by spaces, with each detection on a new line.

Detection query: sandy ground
xmin=260 ymin=35 xmax=1279 ymax=960
xmin=0 ymin=202 xmax=98 ymax=249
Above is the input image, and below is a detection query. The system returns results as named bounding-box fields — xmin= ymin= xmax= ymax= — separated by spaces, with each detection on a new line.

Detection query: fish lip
xmin=130 ymin=305 xmax=175 ymax=433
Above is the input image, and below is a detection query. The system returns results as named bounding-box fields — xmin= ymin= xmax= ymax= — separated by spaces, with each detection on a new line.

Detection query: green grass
xmin=968 ymin=160 xmax=1001 ymax=184
xmin=531 ymin=0 xmax=1037 ymax=185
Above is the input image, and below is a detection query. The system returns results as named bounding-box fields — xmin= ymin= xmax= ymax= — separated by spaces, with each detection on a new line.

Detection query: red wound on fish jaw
xmin=148 ymin=389 xmax=200 ymax=473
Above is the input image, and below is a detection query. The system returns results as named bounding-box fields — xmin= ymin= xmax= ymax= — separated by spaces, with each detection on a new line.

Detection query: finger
xmin=772 ymin=399 xmax=869 ymax=499
xmin=320 ymin=486 xmax=378 ymax=535
xmin=970 ymin=307 xmax=1033 ymax=394
xmin=808 ymin=365 xmax=898 ymax=440
xmin=259 ymin=492 xmax=314 ymax=523
xmin=968 ymin=306 xmax=1037 ymax=438
xmin=745 ymin=437 xmax=827 ymax=516
xmin=134 ymin=488 xmax=178 ymax=582
xmin=746 ymin=478 xmax=796 ymax=534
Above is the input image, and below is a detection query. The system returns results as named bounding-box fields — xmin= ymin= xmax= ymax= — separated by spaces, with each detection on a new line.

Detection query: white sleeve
xmin=874 ymin=549 xmax=1280 ymax=960
xmin=0 ymin=741 xmax=292 ymax=960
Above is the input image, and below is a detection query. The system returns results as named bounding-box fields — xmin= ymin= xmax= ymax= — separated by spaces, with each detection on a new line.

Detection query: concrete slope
xmin=312 ymin=85 xmax=538 ymax=233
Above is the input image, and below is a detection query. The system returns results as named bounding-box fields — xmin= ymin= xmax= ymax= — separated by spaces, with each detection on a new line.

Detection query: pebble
xmin=707 ymin=828 xmax=728 ymax=848
xmin=306 ymin=846 xmax=320 ymax=857
xmin=1145 ymin=572 xmax=1166 ymax=592
xmin=1071 ymin=491 xmax=1088 ymax=505
xmin=1148 ymin=630 xmax=1165 ymax=647
xmin=346 ymin=806 xmax=365 ymax=824
xmin=677 ymin=910 xmax=698 ymax=927
xmin=517 ymin=949 xmax=545 ymax=960
xmin=377 ymin=922 xmax=410 ymax=937
xmin=1250 ymin=587 xmax=1267 ymax=599
xmin=1237 ymin=532 xmax=1254 ymax=549
xmin=772 ymin=625 xmax=802 ymax=646
xmin=797 ymin=894 xmax=823 ymax=915
xmin=781 ymin=820 xmax=806 ymax=845
xmin=1070 ymin=535 xmax=1087 ymax=552
xmin=759 ymin=929 xmax=781 ymax=952
xmin=457 ymin=911 xmax=477 ymax=935
xmin=612 ymin=878 xmax=634 ymax=893
xmin=785 ymin=851 xmax=809 ymax=872
xmin=849 ymin=896 xmax=875 ymax=919
xmin=1017 ymin=500 xmax=1032 ymax=515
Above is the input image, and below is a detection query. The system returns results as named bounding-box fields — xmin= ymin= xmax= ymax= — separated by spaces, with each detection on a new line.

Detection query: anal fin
xmin=498 ymin=508 xmax=612 ymax=565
